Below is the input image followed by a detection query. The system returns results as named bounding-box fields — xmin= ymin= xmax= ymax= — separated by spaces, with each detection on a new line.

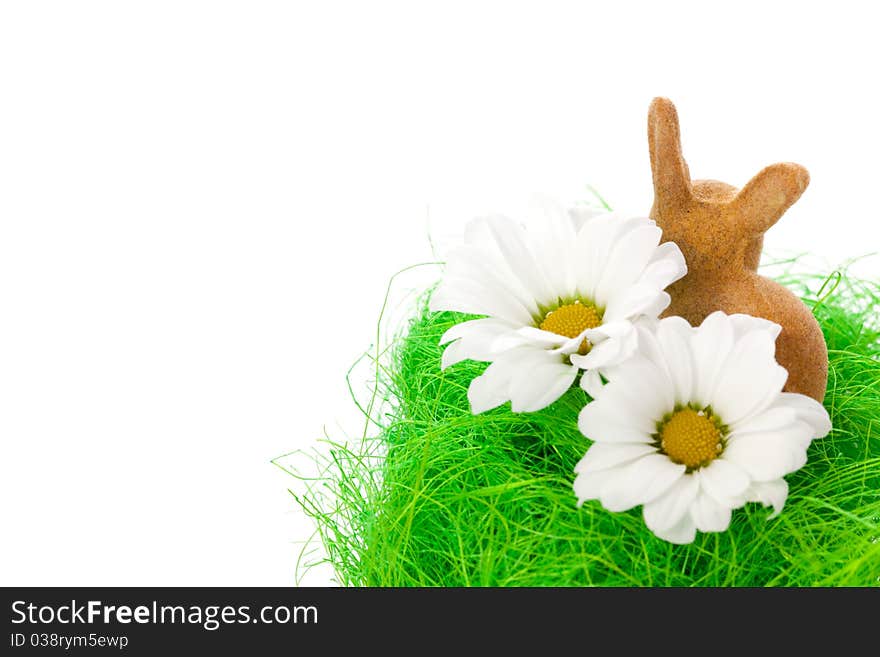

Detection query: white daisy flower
xmin=430 ymin=197 xmax=687 ymax=413
xmin=573 ymin=311 xmax=832 ymax=544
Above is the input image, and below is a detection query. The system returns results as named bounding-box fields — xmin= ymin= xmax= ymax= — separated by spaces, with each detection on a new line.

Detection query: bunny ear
xmin=732 ymin=162 xmax=810 ymax=233
xmin=648 ymin=97 xmax=693 ymax=209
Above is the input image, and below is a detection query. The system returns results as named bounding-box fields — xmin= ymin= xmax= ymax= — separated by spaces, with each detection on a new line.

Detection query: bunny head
xmin=648 ymin=97 xmax=810 ymax=276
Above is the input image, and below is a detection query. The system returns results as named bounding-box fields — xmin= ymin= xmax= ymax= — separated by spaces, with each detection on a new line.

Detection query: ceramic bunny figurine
xmin=647 ymin=97 xmax=828 ymax=402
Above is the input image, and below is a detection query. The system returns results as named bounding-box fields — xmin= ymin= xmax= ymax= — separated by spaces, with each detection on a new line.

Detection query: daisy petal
xmin=445 ymin=243 xmax=540 ymax=317
xmin=690 ymin=491 xmax=733 ymax=533
xmin=568 ymin=206 xmax=605 ymax=232
xmin=467 ymin=367 xmax=512 ymax=414
xmin=573 ymin=468 xmax=618 ymax=506
xmin=491 ymin=326 xmax=563 ymax=352
xmin=581 ymin=379 xmax=656 ymax=434
xmin=465 ymin=347 xmax=528 ymax=413
xmin=439 ymin=317 xmax=514 ymax=346
xmin=643 ymin=475 xmax=700 ymax=533
xmin=773 ymin=392 xmax=832 ymax=439
xmin=430 ymin=274 xmax=533 ymax=324
xmin=438 ymin=318 xmax=517 ymax=369
xmin=572 ymin=213 xmax=632 ymax=301
xmin=729 ymin=313 xmax=782 ymax=341
xmin=598 ymin=356 xmax=673 ymax=426
xmin=585 ymin=319 xmax=639 ymax=344
xmin=580 ymin=369 xmax=606 ymax=399
xmin=550 ymin=330 xmax=595 ymax=357
xmin=724 ymin=422 xmax=812 ymax=481
xmin=731 ymin=406 xmax=798 ymax=435
xmin=691 ymin=311 xmax=735 ymax=406
xmin=527 ymin=195 xmax=577 ymax=296
xmin=637 ymin=241 xmax=688 ymax=291
xmin=574 ymin=443 xmax=658 ymax=474
xmin=602 ymin=284 xmax=671 ymax=323
xmin=711 ymin=330 xmax=788 ymax=425
xmin=746 ymin=479 xmax=789 ymax=517
xmin=599 ymin=454 xmax=685 ymax=512
xmin=593 ymin=223 xmax=662 ymax=308
xmin=637 ymin=290 xmax=673 ymax=319
xmin=698 ymin=459 xmax=750 ymax=506
xmin=655 ymin=316 xmax=694 ymax=404
xmin=578 ymin=395 xmax=654 ymax=444
xmin=482 ymin=215 xmax=556 ymax=307
xmin=570 ymin=335 xmax=624 ymax=370
xmin=509 ymin=360 xmax=578 ymax=412
xmin=632 ymin=319 xmax=665 ymax=370
xmin=440 ymin=339 xmax=470 ymax=370
xmin=577 ymin=320 xmax=641 ymax=367
xmin=653 ymin=509 xmax=697 ymax=544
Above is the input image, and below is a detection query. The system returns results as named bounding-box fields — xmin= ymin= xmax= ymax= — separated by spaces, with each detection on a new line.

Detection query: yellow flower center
xmin=539 ymin=302 xmax=603 ymax=355
xmin=539 ymin=303 xmax=603 ymax=338
xmin=660 ymin=408 xmax=723 ymax=469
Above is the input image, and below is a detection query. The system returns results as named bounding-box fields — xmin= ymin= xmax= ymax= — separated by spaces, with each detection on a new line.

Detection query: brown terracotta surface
xmin=647 ymin=97 xmax=828 ymax=402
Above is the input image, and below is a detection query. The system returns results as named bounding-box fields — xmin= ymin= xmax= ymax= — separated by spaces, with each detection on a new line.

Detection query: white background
xmin=1 ymin=1 xmax=878 ymax=586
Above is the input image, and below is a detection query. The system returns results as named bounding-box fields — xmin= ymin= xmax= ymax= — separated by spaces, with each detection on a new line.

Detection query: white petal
xmin=509 ymin=359 xmax=578 ymax=412
xmin=527 ymin=195 xmax=577 ymax=296
xmin=636 ymin=240 xmax=688 ymax=291
xmin=729 ymin=313 xmax=782 ymax=341
xmin=465 ymin=347 xmax=527 ymax=413
xmin=445 ymin=243 xmax=540 ymax=317
xmin=580 ymin=369 xmax=606 ymax=399
xmin=653 ymin=508 xmax=697 ymax=544
xmin=724 ymin=422 xmax=812 ymax=481
xmin=655 ymin=317 xmax=694 ymax=404
xmin=481 ymin=215 xmax=557 ymax=307
xmin=631 ymin=319 xmax=665 ymax=371
xmin=690 ymin=491 xmax=733 ymax=533
xmin=440 ymin=339 xmax=470 ymax=370
xmin=570 ymin=334 xmax=624 ymax=370
xmin=438 ymin=318 xmax=517 ymax=369
xmin=691 ymin=311 xmax=735 ymax=406
xmin=643 ymin=474 xmax=700 ymax=533
xmin=572 ymin=212 xmax=632 ymax=301
xmin=745 ymin=479 xmax=789 ymax=517
xmin=583 ymin=319 xmax=634 ymax=343
xmin=574 ymin=443 xmax=658 ymax=474
xmin=643 ymin=291 xmax=673 ymax=319
xmin=774 ymin=392 xmax=832 ymax=439
xmin=568 ymin=206 xmax=606 ymax=231
xmin=731 ymin=406 xmax=798 ymax=435
xmin=614 ymin=322 xmax=639 ymax=365
xmin=492 ymin=326 xmax=563 ymax=352
xmin=551 ymin=330 xmax=594 ymax=357
xmin=602 ymin=284 xmax=671 ymax=322
xmin=697 ymin=459 xmax=750 ymax=506
xmin=595 ymin=356 xmax=673 ymax=427
xmin=430 ymin=275 xmax=533 ymax=324
xmin=581 ymin=379 xmax=657 ymax=434
xmin=711 ymin=330 xmax=788 ymax=425
xmin=599 ymin=454 xmax=686 ymax=512
xmin=575 ymin=321 xmax=642 ymax=367
xmin=578 ymin=397 xmax=654 ymax=444
xmin=573 ymin=468 xmax=618 ymax=506
xmin=467 ymin=367 xmax=511 ymax=414
xmin=593 ymin=223 xmax=662 ymax=308
xmin=439 ymin=317 xmax=514 ymax=345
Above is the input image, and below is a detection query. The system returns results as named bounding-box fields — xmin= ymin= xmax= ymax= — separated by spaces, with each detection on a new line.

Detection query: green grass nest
xmin=287 ymin=269 xmax=880 ymax=586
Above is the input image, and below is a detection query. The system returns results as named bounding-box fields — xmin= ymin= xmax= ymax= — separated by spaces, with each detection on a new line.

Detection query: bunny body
xmin=648 ymin=98 xmax=828 ymax=402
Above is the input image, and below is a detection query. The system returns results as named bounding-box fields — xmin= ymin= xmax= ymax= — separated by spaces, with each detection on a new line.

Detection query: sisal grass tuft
xmin=284 ymin=269 xmax=880 ymax=586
